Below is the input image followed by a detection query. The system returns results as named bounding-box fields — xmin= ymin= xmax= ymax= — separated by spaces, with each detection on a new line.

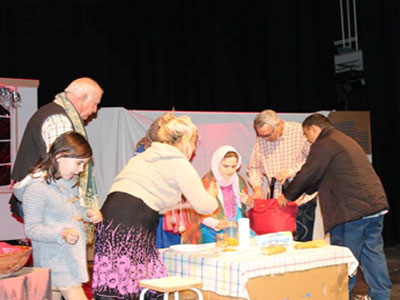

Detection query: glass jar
xmin=225 ymin=220 xmax=238 ymax=246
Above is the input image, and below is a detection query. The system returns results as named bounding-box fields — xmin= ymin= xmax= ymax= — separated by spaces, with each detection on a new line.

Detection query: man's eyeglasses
xmin=257 ymin=126 xmax=275 ymax=139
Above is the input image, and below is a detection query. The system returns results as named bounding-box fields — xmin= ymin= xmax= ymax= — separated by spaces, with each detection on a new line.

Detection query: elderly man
xmin=10 ymin=77 xmax=103 ymax=220
xmin=278 ymin=113 xmax=392 ymax=300
xmin=247 ymin=109 xmax=314 ymax=240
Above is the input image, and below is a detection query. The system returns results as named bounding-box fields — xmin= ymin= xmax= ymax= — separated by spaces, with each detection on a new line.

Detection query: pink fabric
xmin=93 ymin=221 xmax=168 ymax=299
xmin=221 ymin=185 xmax=236 ymax=220
xmin=0 ymin=242 xmax=22 ymax=254
xmin=0 ymin=267 xmax=52 ymax=300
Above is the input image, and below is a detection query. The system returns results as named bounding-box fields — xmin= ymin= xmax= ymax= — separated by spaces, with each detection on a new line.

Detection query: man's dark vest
xmin=9 ymin=102 xmax=73 ymax=219
xmin=11 ymin=102 xmax=73 ymax=180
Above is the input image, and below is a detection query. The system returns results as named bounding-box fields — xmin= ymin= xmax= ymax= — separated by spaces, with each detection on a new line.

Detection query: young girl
xmin=13 ymin=131 xmax=103 ymax=300
xmin=182 ymin=145 xmax=253 ymax=244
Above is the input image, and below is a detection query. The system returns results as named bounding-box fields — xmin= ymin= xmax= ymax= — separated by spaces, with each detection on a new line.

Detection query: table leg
xmin=139 ymin=287 xmax=150 ymax=300
xmin=190 ymin=288 xmax=204 ymax=300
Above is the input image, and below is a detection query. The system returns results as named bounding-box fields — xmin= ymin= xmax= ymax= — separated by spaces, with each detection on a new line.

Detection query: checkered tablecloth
xmin=160 ymin=244 xmax=358 ymax=299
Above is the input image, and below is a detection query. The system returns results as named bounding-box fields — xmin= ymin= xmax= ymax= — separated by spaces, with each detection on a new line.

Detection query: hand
xmin=215 ymin=218 xmax=230 ymax=231
xmin=252 ymin=186 xmax=265 ymax=199
xmin=295 ymin=192 xmax=318 ymax=205
xmin=207 ymin=179 xmax=218 ymax=198
xmin=87 ymin=209 xmax=103 ymax=224
xmin=239 ymin=191 xmax=254 ymax=208
xmin=61 ymin=228 xmax=80 ymax=244
xmin=294 ymin=193 xmax=306 ymax=205
xmin=275 ymin=171 xmax=291 ymax=184
xmin=277 ymin=194 xmax=288 ymax=207
xmin=8 ymin=179 xmax=15 ymax=191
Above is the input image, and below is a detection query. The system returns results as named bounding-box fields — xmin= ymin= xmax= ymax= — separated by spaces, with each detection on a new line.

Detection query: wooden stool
xmin=139 ymin=276 xmax=203 ymax=300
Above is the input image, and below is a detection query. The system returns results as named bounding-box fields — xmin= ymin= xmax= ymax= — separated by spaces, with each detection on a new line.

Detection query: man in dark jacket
xmin=278 ymin=113 xmax=391 ymax=300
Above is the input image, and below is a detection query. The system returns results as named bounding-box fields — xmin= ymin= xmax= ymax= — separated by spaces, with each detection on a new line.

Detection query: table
xmin=0 ymin=267 xmax=52 ymax=300
xmin=161 ymin=244 xmax=358 ymax=300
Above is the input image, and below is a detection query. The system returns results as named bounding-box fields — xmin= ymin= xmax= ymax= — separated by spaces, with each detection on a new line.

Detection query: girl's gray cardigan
xmin=14 ymin=174 xmax=90 ymax=286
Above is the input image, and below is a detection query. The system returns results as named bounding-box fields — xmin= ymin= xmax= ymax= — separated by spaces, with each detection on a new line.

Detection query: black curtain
xmin=0 ymin=0 xmax=336 ymax=111
xmin=356 ymin=0 xmax=400 ymax=246
xmin=1 ymin=0 xmax=399 ymax=245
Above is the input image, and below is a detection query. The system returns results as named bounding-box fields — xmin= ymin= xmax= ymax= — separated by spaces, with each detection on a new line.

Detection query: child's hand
xmin=61 ymin=228 xmax=80 ymax=244
xmin=215 ymin=218 xmax=229 ymax=231
xmin=87 ymin=209 xmax=103 ymax=224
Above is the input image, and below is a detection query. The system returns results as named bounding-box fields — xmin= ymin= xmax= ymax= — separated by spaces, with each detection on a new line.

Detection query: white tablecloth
xmin=161 ymin=244 xmax=358 ymax=299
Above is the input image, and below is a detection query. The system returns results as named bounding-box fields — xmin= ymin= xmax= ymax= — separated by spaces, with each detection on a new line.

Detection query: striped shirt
xmin=247 ymin=121 xmax=310 ymax=197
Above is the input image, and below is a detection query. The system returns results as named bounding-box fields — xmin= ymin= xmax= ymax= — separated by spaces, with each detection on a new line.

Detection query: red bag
xmin=248 ymin=198 xmax=298 ymax=235
xmin=248 ymin=178 xmax=298 ymax=235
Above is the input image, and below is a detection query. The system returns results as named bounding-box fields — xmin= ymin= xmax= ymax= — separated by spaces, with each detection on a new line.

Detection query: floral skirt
xmin=92 ymin=192 xmax=168 ymax=300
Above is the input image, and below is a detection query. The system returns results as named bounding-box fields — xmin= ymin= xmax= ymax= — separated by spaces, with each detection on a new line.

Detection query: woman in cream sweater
xmin=92 ymin=112 xmax=218 ymax=300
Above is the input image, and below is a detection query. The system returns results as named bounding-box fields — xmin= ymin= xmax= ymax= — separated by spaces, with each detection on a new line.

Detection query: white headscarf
xmin=210 ymin=145 xmax=242 ymax=207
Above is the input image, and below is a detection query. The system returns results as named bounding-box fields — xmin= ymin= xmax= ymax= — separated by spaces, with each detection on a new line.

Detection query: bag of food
xmin=248 ymin=178 xmax=298 ymax=235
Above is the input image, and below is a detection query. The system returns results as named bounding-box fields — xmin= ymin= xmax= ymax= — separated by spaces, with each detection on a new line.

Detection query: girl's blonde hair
xmin=157 ymin=112 xmax=198 ymax=145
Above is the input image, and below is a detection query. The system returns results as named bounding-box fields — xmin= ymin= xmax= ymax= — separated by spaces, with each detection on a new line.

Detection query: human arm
xmin=277 ymin=193 xmax=289 ymax=207
xmin=251 ymin=185 xmax=265 ymax=199
xmin=285 ymin=137 xmax=311 ymax=179
xmin=60 ymin=228 xmax=80 ymax=244
xmin=163 ymin=201 xmax=193 ymax=211
xmin=237 ymin=174 xmax=254 ymax=208
xmin=198 ymin=173 xmax=227 ymax=230
xmin=8 ymin=179 xmax=15 ymax=191
xmin=247 ymin=140 xmax=266 ymax=193
xmin=207 ymin=179 xmax=218 ymax=198
xmin=282 ymin=142 xmax=332 ymax=202
xmin=86 ymin=209 xmax=103 ymax=224
xmin=239 ymin=191 xmax=254 ymax=208
xmin=23 ymin=183 xmax=77 ymax=244
xmin=175 ymin=161 xmax=218 ymax=215
xmin=274 ymin=170 xmax=291 ymax=185
xmin=202 ymin=217 xmax=230 ymax=231
xmin=294 ymin=192 xmax=318 ymax=205
xmin=71 ymin=192 xmax=102 ymax=224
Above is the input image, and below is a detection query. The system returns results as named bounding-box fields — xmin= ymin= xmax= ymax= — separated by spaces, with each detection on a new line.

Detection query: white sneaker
xmin=353 ymin=295 xmax=372 ymax=300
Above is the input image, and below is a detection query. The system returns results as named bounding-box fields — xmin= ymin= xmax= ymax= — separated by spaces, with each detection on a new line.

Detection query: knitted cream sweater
xmin=109 ymin=142 xmax=218 ymax=214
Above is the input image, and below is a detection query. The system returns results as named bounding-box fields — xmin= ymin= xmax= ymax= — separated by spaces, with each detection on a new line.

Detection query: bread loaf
xmin=261 ymin=246 xmax=286 ymax=255
xmin=294 ymin=239 xmax=327 ymax=249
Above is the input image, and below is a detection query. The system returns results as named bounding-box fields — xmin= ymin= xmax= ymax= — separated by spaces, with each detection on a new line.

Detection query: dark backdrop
xmin=1 ymin=0 xmax=399 ymax=246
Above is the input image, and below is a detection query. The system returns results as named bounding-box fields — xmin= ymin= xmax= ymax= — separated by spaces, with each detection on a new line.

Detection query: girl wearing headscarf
xmin=182 ymin=145 xmax=253 ymax=244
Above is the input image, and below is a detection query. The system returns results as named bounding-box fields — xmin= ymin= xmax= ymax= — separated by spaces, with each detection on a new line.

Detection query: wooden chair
xmin=139 ymin=276 xmax=203 ymax=300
